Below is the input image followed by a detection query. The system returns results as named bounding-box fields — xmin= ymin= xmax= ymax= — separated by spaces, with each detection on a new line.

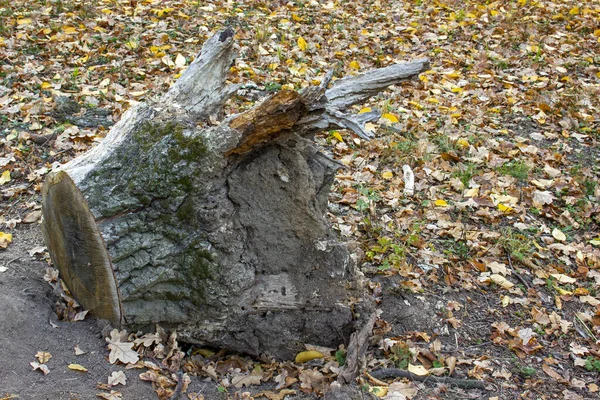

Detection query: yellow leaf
xmin=332 ymin=131 xmax=343 ymax=142
xmin=41 ymin=82 xmax=52 ymax=89
xmin=490 ymin=274 xmax=514 ymax=289
xmin=297 ymin=37 xmax=308 ymax=51
xmin=456 ymin=138 xmax=469 ymax=148
xmin=497 ymin=203 xmax=513 ymax=213
xmin=0 ymin=170 xmax=10 ymax=185
xmin=594 ymin=29 xmax=600 ymax=37
xmin=125 ymin=41 xmax=138 ymax=50
xmin=434 ymin=199 xmax=448 ymax=207
xmin=358 ymin=107 xmax=372 ymax=114
xmin=381 ymin=171 xmax=393 ymax=180
xmin=291 ymin=13 xmax=302 ymax=22
xmin=451 ymin=86 xmax=464 ymax=93
xmin=407 ymin=364 xmax=429 ymax=376
xmin=552 ymin=228 xmax=566 ymax=242
xmin=349 ymin=60 xmax=360 ymax=70
xmin=67 ymin=363 xmax=88 ymax=372
xmin=368 ymin=386 xmax=388 ymax=397
xmin=17 ymin=18 xmax=32 ymax=25
xmin=554 ymin=285 xmax=573 ymax=296
xmin=568 ymin=6 xmax=579 ymax=15
xmin=590 ymin=238 xmax=600 ymax=246
xmin=295 ymin=350 xmax=324 ymax=363
xmin=63 ymin=26 xmax=77 ymax=34
xmin=382 ymin=113 xmax=399 ymax=123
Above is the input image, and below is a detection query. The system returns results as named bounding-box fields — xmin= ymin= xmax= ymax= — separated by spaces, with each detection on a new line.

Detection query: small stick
xmin=505 ymin=250 xmax=530 ymax=289
xmin=369 ymin=368 xmax=486 ymax=390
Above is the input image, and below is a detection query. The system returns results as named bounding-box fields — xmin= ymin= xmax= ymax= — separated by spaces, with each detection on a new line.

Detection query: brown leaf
xmin=542 ymin=363 xmax=568 ymax=384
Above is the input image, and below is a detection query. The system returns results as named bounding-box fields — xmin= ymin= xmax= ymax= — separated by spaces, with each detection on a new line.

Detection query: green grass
xmin=499 ymin=160 xmax=531 ymax=181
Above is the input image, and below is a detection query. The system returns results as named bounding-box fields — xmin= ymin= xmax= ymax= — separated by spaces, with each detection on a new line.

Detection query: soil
xmin=0 ymin=224 xmax=157 ymax=399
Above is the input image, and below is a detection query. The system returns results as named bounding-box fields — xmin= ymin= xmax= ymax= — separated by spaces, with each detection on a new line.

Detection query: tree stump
xmin=41 ymin=28 xmax=429 ymax=359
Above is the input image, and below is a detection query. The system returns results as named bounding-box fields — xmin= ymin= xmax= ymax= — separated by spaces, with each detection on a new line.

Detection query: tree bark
xmin=41 ymin=28 xmax=429 ymax=359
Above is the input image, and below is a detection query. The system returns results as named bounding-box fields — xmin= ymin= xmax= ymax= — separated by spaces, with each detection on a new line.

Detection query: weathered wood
xmin=41 ymin=28 xmax=429 ymax=359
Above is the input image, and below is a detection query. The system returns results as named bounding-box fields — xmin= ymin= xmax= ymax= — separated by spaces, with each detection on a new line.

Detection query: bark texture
xmin=41 ymin=28 xmax=429 ymax=359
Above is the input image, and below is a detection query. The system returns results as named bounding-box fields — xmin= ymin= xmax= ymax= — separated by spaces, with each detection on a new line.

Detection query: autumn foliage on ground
xmin=1 ymin=0 xmax=599 ymax=399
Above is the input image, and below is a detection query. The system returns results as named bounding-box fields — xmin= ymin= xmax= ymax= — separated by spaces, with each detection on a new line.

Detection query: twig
xmin=505 ymin=250 xmax=530 ymax=289
xmin=369 ymin=368 xmax=486 ymax=389
xmin=575 ymin=314 xmax=598 ymax=342
xmin=167 ymin=370 xmax=184 ymax=400
xmin=338 ymin=312 xmax=377 ymax=384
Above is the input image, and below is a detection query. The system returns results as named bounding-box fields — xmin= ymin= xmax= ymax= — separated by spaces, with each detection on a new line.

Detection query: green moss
xmin=134 ymin=120 xmax=207 ymax=163
xmin=179 ymin=245 xmax=215 ymax=306
xmin=176 ymin=198 xmax=197 ymax=224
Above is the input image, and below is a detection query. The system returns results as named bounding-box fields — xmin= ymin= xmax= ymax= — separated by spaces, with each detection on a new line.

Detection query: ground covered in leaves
xmin=1 ymin=0 xmax=600 ymax=399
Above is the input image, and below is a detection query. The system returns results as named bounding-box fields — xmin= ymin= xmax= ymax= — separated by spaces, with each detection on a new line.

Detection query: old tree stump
xmin=41 ymin=29 xmax=428 ymax=359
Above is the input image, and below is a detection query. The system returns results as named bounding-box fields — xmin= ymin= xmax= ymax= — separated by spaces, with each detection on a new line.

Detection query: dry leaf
xmin=35 ymin=351 xmax=52 ymax=363
xmin=0 ymin=232 xmax=12 ymax=249
xmin=106 ymin=330 xmax=139 ymax=364
xmin=68 ymin=363 xmax=88 ymax=372
xmin=231 ymin=373 xmax=263 ymax=388
xmin=30 ymin=361 xmax=50 ymax=375
xmin=407 ymin=363 xmax=428 ymax=376
xmin=108 ymin=371 xmax=127 ymax=386
xmin=96 ymin=390 xmax=123 ymax=399
xmin=552 ymin=228 xmax=567 ymax=242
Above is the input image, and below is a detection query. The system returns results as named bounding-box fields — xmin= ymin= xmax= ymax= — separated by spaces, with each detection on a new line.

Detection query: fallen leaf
xmin=542 ymin=363 xmax=568 ymax=383
xmin=550 ymin=273 xmax=576 ymax=284
xmin=231 ymin=373 xmax=262 ymax=388
xmin=349 ymin=60 xmax=360 ymax=70
xmin=532 ymin=190 xmax=555 ymax=206
xmin=74 ymin=345 xmax=87 ymax=355
xmin=381 ymin=171 xmax=393 ymax=180
xmin=108 ymin=371 xmax=127 ymax=386
xmin=0 ymin=170 xmax=10 ymax=185
xmin=96 ymin=390 xmax=123 ymax=400
xmin=552 ymin=228 xmax=567 ymax=242
xmin=0 ymin=232 xmax=12 ymax=248
xmin=30 ymin=361 xmax=50 ymax=375
xmin=254 ymin=389 xmax=296 ymax=400
xmin=490 ymin=274 xmax=514 ymax=289
xmin=382 ymin=113 xmax=399 ymax=123
xmin=106 ymin=330 xmax=139 ymax=364
xmin=295 ymin=350 xmax=324 ymax=363
xmin=297 ymin=37 xmax=308 ymax=51
xmin=35 ymin=351 xmax=52 ymax=363
xmin=23 ymin=210 xmax=42 ymax=224
xmin=68 ymin=363 xmax=88 ymax=372
xmin=407 ymin=363 xmax=428 ymax=376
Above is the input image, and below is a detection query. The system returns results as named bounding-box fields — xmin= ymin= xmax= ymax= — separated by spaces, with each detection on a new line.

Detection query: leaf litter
xmin=1 ymin=0 xmax=599 ymax=399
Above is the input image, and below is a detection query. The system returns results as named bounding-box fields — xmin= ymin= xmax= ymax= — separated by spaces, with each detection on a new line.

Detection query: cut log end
xmin=42 ymin=171 xmax=122 ymax=326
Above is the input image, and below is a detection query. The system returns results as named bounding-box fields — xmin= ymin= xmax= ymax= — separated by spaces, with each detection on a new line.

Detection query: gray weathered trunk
xmin=41 ymin=28 xmax=428 ymax=359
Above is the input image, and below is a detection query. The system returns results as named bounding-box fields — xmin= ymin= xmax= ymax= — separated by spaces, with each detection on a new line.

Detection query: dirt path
xmin=0 ymin=224 xmax=157 ymax=399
